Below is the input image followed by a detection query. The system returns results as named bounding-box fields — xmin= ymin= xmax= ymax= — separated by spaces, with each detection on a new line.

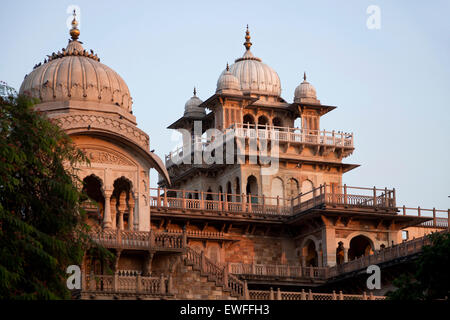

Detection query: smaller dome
xmin=216 ymin=63 xmax=241 ymax=94
xmin=184 ymin=88 xmax=205 ymax=117
xmin=294 ymin=73 xmax=320 ymax=104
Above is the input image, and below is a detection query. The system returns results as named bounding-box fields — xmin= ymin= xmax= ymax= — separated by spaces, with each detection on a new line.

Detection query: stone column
xmin=128 ymin=195 xmax=135 ymax=231
xmin=133 ymin=192 xmax=139 ymax=231
xmin=118 ymin=191 xmax=126 ymax=230
xmin=344 ymin=248 xmax=348 ymax=263
xmin=103 ymin=190 xmax=112 ymax=229
xmin=110 ymin=197 xmax=117 ymax=230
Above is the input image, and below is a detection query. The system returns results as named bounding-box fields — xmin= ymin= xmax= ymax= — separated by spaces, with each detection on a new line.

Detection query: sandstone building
xmin=19 ymin=13 xmax=448 ymax=300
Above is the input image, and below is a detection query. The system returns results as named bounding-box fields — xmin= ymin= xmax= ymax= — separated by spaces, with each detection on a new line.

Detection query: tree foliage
xmin=387 ymin=231 xmax=450 ymax=300
xmin=0 ymin=95 xmax=111 ymax=299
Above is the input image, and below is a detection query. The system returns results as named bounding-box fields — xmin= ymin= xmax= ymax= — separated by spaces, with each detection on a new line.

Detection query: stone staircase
xmin=180 ymin=247 xmax=247 ymax=300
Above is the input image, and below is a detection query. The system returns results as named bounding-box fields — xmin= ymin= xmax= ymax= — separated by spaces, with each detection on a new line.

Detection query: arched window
xmin=302 ymin=240 xmax=318 ymax=267
xmin=226 ymin=182 xmax=232 ymax=202
xmin=287 ymin=178 xmax=299 ymax=199
xmin=82 ymin=175 xmax=105 ymax=226
xmin=272 ymin=117 xmax=283 ymax=128
xmin=348 ymin=235 xmax=374 ymax=260
xmin=206 ymin=187 xmax=213 ymax=201
xmin=271 ymin=177 xmax=284 ymax=205
xmin=218 ymin=186 xmax=223 ymax=201
xmin=235 ymin=177 xmax=241 ymax=202
xmin=301 ymin=179 xmax=314 ymax=201
xmin=243 ymin=114 xmax=255 ymax=125
xmin=112 ymin=177 xmax=133 ymax=230
xmin=246 ymin=175 xmax=258 ymax=203
xmin=257 ymin=115 xmax=269 ymax=129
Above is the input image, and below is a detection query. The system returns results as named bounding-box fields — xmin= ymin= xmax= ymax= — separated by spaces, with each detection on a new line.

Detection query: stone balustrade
xmin=165 ymin=123 xmax=354 ymax=165
xmin=84 ymin=272 xmax=170 ymax=296
xmin=90 ymin=229 xmax=186 ymax=251
xmin=249 ymin=288 xmax=385 ymax=300
xmin=150 ymin=184 xmax=400 ymax=218
xmin=327 ymin=234 xmax=434 ymax=278
xmin=229 ymin=263 xmax=327 ymax=280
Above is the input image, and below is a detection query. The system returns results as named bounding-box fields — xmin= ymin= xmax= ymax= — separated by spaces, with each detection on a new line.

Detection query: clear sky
xmin=1 ymin=0 xmax=449 ymax=211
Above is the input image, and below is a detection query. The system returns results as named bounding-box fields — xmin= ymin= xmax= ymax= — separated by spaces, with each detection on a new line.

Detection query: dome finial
xmin=69 ymin=9 xmax=80 ymax=41
xmin=244 ymin=25 xmax=252 ymax=51
xmin=193 ymin=86 xmax=197 ymax=96
xmin=226 ymin=62 xmax=229 ymax=71
xmin=303 ymin=72 xmax=307 ymax=81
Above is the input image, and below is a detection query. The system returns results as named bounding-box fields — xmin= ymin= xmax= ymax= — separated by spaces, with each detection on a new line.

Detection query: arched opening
xmin=226 ymin=182 xmax=232 ymax=202
xmin=243 ymin=114 xmax=255 ymax=125
xmin=272 ymin=117 xmax=283 ymax=128
xmin=257 ymin=115 xmax=269 ymax=129
xmin=112 ymin=177 xmax=133 ymax=230
xmin=348 ymin=235 xmax=374 ymax=261
xmin=82 ymin=175 xmax=105 ymax=227
xmin=303 ymin=240 xmax=318 ymax=267
xmin=270 ymin=177 xmax=284 ymax=205
xmin=336 ymin=241 xmax=345 ymax=265
xmin=218 ymin=186 xmax=224 ymax=201
xmin=246 ymin=175 xmax=258 ymax=204
xmin=206 ymin=187 xmax=213 ymax=201
xmin=301 ymin=179 xmax=314 ymax=201
xmin=287 ymin=178 xmax=299 ymax=199
xmin=235 ymin=177 xmax=241 ymax=202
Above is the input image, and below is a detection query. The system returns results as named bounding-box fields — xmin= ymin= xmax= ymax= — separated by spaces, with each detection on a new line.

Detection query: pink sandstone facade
xmin=19 ymin=14 xmax=448 ymax=300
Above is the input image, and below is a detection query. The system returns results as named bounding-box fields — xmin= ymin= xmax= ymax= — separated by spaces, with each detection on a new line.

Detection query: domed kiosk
xmin=20 ymin=12 xmax=170 ymax=232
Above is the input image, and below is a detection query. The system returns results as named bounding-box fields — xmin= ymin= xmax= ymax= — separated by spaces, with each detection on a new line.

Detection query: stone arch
xmin=271 ymin=177 xmax=284 ymax=205
xmin=112 ymin=176 xmax=134 ymax=230
xmin=246 ymin=175 xmax=258 ymax=203
xmin=348 ymin=235 xmax=374 ymax=260
xmin=272 ymin=117 xmax=283 ymax=128
xmin=206 ymin=187 xmax=213 ymax=201
xmin=82 ymin=174 xmax=105 ymax=227
xmin=287 ymin=178 xmax=299 ymax=199
xmin=302 ymin=239 xmax=318 ymax=267
xmin=300 ymin=179 xmax=314 ymax=201
xmin=243 ymin=114 xmax=255 ymax=125
xmin=342 ymin=231 xmax=377 ymax=250
xmin=257 ymin=115 xmax=269 ymax=128
xmin=226 ymin=181 xmax=232 ymax=202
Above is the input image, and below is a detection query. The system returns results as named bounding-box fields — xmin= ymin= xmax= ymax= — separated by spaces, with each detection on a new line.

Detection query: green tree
xmin=387 ymin=232 xmax=450 ymax=300
xmin=0 ymin=95 xmax=111 ymax=299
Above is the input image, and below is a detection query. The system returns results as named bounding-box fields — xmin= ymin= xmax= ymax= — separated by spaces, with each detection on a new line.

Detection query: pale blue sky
xmin=1 ymin=0 xmax=449 ymax=211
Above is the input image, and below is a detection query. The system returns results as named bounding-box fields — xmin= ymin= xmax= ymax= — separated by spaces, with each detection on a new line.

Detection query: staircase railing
xmin=184 ymin=247 xmax=246 ymax=298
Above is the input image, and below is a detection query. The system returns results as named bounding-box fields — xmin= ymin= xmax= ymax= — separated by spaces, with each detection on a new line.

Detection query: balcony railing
xmin=90 ymin=229 xmax=186 ymax=251
xmin=227 ymin=123 xmax=353 ymax=147
xmin=84 ymin=273 xmax=170 ymax=296
xmin=228 ymin=263 xmax=328 ymax=280
xmin=327 ymin=233 xmax=436 ymax=278
xmin=150 ymin=184 xmax=398 ymax=219
xmin=398 ymin=206 xmax=449 ymax=228
xmin=249 ymin=288 xmax=385 ymax=300
xmin=165 ymin=123 xmax=353 ymax=165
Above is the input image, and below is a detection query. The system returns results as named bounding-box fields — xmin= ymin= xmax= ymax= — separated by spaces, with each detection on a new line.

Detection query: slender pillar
xmin=344 ymin=248 xmax=348 ymax=263
xmin=128 ymin=196 xmax=135 ymax=231
xmin=118 ymin=191 xmax=126 ymax=230
xmin=110 ymin=197 xmax=117 ymax=230
xmin=103 ymin=190 xmax=113 ymax=229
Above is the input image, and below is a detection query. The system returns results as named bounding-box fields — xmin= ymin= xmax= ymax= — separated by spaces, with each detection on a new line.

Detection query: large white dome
xmin=19 ymin=20 xmax=132 ymax=112
xmin=218 ymin=27 xmax=281 ymax=97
